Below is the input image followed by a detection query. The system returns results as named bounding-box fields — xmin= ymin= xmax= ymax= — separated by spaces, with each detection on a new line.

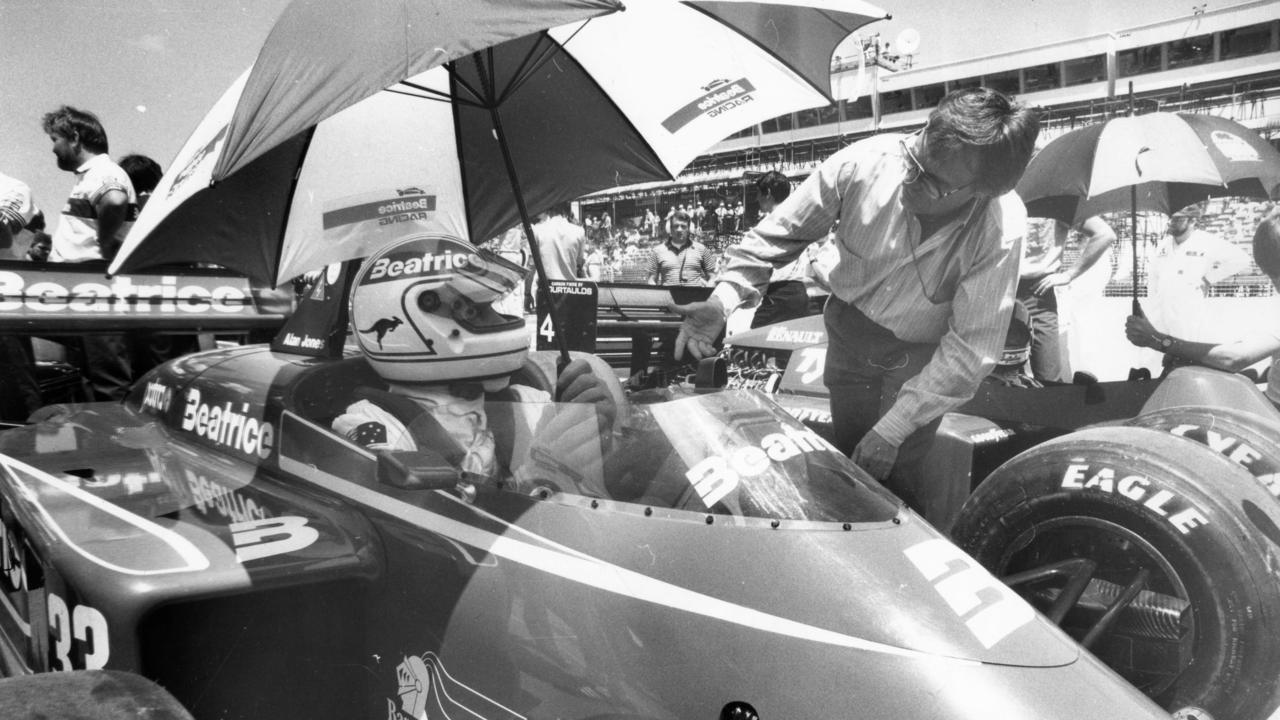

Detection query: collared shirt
xmin=648 ymin=238 xmax=715 ymax=286
xmin=713 ymin=134 xmax=1025 ymax=444
xmin=1148 ymin=228 xmax=1250 ymax=343
xmin=533 ymin=215 xmax=585 ymax=280
xmin=51 ymin=154 xmax=136 ymax=263
xmin=0 ymin=171 xmax=38 ymax=234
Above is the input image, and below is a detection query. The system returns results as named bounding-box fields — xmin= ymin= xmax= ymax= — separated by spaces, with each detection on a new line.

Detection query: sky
xmin=1 ymin=0 xmax=1199 ymax=233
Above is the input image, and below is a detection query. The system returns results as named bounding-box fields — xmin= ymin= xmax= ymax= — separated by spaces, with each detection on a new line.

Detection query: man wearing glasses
xmin=673 ymin=88 xmax=1039 ymax=517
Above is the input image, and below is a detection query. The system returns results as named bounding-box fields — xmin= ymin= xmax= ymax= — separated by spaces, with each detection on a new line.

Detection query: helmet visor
xmin=451 ymin=247 xmax=527 ymax=304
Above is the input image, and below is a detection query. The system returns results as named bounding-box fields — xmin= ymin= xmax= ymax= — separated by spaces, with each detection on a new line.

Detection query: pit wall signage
xmin=0 ymin=266 xmax=255 ymax=318
xmin=536 ymin=280 xmax=597 ymax=353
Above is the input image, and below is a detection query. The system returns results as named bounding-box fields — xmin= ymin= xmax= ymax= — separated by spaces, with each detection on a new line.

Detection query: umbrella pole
xmin=482 ymin=103 xmax=573 ymax=374
xmin=1131 ymin=185 xmax=1141 ymax=317
xmin=1128 ymin=83 xmax=1142 ymax=317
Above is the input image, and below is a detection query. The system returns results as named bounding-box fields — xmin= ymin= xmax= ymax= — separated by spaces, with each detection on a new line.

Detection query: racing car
xmin=710 ymin=309 xmax=1280 ymax=720
xmin=0 ymin=263 xmax=1173 ymax=719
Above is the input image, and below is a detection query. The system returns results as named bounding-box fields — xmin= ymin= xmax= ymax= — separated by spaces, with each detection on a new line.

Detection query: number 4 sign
xmin=536 ymin=280 xmax=598 ymax=353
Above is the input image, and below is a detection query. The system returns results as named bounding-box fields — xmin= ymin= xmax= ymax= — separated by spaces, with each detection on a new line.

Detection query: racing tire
xmin=1127 ymin=405 xmax=1280 ymax=517
xmin=951 ymin=426 xmax=1280 ymax=720
xmin=0 ymin=670 xmax=193 ymax=720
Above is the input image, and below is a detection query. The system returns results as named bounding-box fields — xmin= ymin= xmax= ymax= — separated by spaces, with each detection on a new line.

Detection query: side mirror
xmin=694 ymin=356 xmax=727 ymax=392
xmin=376 ymin=449 xmax=463 ymax=490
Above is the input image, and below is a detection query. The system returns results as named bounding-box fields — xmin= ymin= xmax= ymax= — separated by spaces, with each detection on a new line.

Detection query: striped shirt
xmin=713 ymin=134 xmax=1026 ymax=444
xmin=51 ymin=154 xmax=136 ymax=262
xmin=648 ymin=239 xmax=715 ymax=286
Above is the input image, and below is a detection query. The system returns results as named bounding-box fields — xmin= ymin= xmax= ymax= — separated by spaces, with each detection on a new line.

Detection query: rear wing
xmin=0 ymin=260 xmax=292 ymax=335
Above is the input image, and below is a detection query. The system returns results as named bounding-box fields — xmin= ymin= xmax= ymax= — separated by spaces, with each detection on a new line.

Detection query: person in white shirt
xmin=42 ymin=106 xmax=136 ymax=262
xmin=0 ymin=170 xmax=43 ymax=250
xmin=671 ymin=88 xmax=1039 ymax=507
xmin=1146 ymin=202 xmax=1250 ymax=348
xmin=1127 ymin=208 xmax=1280 ymax=399
xmin=532 ymin=202 xmax=585 ymax=281
xmin=41 ymin=105 xmax=138 ymax=400
xmin=582 ymin=238 xmax=605 ymax=281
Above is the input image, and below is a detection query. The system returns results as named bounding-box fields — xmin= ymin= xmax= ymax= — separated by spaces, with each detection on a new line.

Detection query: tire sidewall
xmin=1128 ymin=405 xmax=1280 ymax=502
xmin=952 ymin=426 xmax=1280 ymax=720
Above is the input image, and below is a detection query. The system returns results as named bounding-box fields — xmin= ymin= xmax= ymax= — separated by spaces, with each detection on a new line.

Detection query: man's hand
xmin=558 ymin=358 xmax=611 ymax=404
xmin=851 ymin=429 xmax=898 ymax=482
xmin=557 ymin=357 xmax=618 ymax=430
xmin=1124 ymin=314 xmax=1160 ymax=350
xmin=1031 ymin=271 xmax=1070 ymax=296
xmin=671 ymin=298 xmax=727 ymax=361
xmin=26 ymin=234 xmax=50 ymax=262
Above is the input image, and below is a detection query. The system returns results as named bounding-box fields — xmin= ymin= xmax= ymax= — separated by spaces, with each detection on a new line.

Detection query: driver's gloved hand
xmin=556 ymin=358 xmax=618 ymax=431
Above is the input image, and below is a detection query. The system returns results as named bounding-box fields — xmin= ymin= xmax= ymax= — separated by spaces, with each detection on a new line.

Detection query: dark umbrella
xmin=111 ymin=0 xmax=891 ymax=286
xmin=109 ymin=0 xmax=889 ymax=363
xmin=1016 ymin=111 xmax=1280 ymax=313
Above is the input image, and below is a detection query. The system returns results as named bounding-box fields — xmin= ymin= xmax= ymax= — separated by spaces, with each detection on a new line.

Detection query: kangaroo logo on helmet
xmin=360 ymin=316 xmax=404 ymax=349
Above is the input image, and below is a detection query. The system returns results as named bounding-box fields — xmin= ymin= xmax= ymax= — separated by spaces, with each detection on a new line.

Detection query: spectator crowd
xmin=481 ymin=200 xmax=761 ymax=288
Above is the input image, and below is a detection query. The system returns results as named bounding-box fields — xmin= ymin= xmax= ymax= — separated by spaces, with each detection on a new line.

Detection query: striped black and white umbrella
xmin=1019 ymin=112 xmax=1280 ymax=226
xmin=112 ymin=0 xmax=888 ymax=286
xmin=1017 ymin=111 xmax=1280 ymax=311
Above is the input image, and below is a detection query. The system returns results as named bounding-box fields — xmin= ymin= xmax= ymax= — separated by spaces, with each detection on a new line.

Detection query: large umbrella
xmin=110 ymin=0 xmax=890 ymax=287
xmin=1016 ymin=111 xmax=1280 ymax=312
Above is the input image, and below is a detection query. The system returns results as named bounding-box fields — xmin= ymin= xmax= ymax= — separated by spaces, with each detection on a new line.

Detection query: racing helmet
xmin=350 ymin=234 xmax=529 ymax=383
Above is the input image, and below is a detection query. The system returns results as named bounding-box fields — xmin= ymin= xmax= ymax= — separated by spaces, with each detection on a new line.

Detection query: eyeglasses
xmin=900 ymin=132 xmax=976 ymax=201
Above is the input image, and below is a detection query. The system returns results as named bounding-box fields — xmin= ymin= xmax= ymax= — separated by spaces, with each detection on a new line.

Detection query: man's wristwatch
xmin=1156 ymin=334 xmax=1174 ymax=351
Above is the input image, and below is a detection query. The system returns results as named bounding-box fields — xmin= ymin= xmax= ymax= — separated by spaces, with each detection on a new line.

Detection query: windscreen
xmin=461 ymin=389 xmax=898 ymax=523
